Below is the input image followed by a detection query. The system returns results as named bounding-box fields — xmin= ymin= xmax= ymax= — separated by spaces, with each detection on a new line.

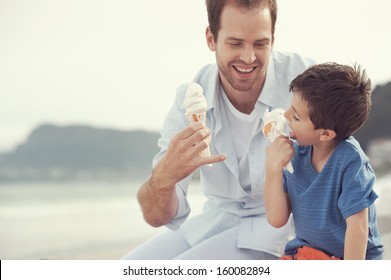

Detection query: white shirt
xmin=153 ymin=51 xmax=316 ymax=256
xmin=221 ymin=88 xmax=261 ymax=193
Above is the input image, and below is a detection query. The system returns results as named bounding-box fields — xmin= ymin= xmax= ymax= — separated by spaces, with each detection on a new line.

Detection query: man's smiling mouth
xmin=233 ymin=66 xmax=257 ymax=74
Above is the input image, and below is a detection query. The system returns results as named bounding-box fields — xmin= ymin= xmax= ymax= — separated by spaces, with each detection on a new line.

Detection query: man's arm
xmin=344 ymin=208 xmax=368 ymax=259
xmin=138 ymin=122 xmax=225 ymax=227
xmin=137 ymin=168 xmax=179 ymax=227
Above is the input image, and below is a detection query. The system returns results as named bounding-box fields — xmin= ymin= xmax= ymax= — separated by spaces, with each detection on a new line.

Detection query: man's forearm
xmin=137 ymin=174 xmax=179 ymax=227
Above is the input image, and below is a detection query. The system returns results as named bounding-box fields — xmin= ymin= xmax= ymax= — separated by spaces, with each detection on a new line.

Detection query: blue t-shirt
xmin=283 ymin=137 xmax=384 ymax=259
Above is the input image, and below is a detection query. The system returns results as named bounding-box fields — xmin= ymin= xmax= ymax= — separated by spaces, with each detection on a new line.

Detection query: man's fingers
xmin=178 ymin=122 xmax=205 ymax=140
xmin=198 ymin=154 xmax=226 ymax=166
xmin=186 ymin=125 xmax=210 ymax=148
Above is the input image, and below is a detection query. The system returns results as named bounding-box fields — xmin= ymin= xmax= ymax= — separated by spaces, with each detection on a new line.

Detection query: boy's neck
xmin=311 ymin=141 xmax=337 ymax=173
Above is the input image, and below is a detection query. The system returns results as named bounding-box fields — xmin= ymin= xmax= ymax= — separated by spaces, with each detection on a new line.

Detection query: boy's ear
xmin=319 ymin=129 xmax=336 ymax=141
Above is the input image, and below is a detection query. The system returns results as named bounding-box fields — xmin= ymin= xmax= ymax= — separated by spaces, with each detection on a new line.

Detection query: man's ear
xmin=206 ymin=26 xmax=216 ymax=51
xmin=319 ymin=129 xmax=336 ymax=141
xmin=271 ymin=34 xmax=275 ymax=49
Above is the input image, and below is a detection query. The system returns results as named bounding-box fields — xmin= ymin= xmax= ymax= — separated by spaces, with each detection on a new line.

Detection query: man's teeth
xmin=235 ymin=66 xmax=254 ymax=73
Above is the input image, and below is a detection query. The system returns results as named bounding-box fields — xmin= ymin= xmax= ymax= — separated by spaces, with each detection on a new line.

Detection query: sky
xmin=1 ymin=0 xmax=391 ymax=152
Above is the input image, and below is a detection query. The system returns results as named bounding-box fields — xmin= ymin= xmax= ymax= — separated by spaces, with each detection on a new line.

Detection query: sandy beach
xmin=0 ymin=177 xmax=390 ymax=260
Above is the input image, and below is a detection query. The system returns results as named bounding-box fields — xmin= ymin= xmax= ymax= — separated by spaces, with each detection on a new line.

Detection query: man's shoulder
xmin=272 ymin=50 xmax=316 ymax=70
xmin=176 ymin=64 xmax=215 ymax=86
xmin=193 ymin=63 xmax=219 ymax=82
xmin=268 ymin=51 xmax=317 ymax=90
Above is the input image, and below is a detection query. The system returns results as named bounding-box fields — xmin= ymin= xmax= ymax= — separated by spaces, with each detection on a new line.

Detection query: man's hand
xmin=137 ymin=122 xmax=225 ymax=227
xmin=155 ymin=122 xmax=225 ymax=187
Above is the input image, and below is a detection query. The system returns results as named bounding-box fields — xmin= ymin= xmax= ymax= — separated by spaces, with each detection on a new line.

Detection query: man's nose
xmin=240 ymin=46 xmax=256 ymax=64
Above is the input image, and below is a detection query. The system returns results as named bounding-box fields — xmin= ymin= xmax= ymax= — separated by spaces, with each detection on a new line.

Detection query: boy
xmin=264 ymin=62 xmax=384 ymax=259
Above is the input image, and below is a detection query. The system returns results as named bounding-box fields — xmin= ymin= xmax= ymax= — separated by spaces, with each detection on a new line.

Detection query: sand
xmin=0 ymin=177 xmax=390 ymax=260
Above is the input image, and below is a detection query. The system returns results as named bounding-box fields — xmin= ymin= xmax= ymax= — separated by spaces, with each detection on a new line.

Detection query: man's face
xmin=206 ymin=3 xmax=274 ymax=95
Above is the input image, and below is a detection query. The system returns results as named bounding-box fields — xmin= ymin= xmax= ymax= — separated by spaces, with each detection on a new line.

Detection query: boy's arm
xmin=264 ymin=136 xmax=292 ymax=228
xmin=344 ymin=208 xmax=368 ymax=259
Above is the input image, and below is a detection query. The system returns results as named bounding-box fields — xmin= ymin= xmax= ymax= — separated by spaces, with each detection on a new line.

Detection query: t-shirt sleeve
xmin=283 ymin=172 xmax=288 ymax=193
xmin=338 ymin=160 xmax=378 ymax=220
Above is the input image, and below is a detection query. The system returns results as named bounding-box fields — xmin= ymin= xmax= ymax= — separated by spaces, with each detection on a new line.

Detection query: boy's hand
xmin=266 ymin=135 xmax=294 ymax=172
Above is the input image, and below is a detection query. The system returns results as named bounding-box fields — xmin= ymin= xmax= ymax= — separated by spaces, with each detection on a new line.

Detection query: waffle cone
xmin=186 ymin=112 xmax=210 ymax=157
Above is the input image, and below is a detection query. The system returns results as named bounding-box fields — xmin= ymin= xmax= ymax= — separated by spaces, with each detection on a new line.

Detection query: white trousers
xmin=121 ymin=225 xmax=278 ymax=260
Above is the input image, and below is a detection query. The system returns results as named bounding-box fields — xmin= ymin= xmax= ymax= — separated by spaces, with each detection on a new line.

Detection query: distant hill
xmin=0 ymin=81 xmax=390 ymax=182
xmin=0 ymin=124 xmax=160 ymax=182
xmin=355 ymin=81 xmax=391 ymax=150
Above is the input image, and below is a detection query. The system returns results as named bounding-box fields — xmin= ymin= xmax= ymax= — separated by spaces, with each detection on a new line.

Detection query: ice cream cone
xmin=186 ymin=111 xmax=211 ymax=157
xmin=183 ymin=82 xmax=212 ymax=160
xmin=262 ymin=108 xmax=294 ymax=173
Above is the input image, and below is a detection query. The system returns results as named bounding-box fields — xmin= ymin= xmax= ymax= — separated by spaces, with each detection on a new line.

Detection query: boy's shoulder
xmin=336 ymin=137 xmax=368 ymax=159
xmin=293 ymin=137 xmax=369 ymax=164
xmin=332 ymin=137 xmax=372 ymax=171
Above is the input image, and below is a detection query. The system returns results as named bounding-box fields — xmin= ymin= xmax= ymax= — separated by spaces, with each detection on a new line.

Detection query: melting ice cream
xmin=262 ymin=108 xmax=294 ymax=173
xmin=183 ymin=82 xmax=211 ymax=158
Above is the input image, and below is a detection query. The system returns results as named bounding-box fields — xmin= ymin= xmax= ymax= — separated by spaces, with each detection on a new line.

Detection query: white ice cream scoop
xmin=183 ymin=82 xmax=211 ymax=158
xmin=262 ymin=108 xmax=294 ymax=173
xmin=183 ymin=82 xmax=207 ymax=116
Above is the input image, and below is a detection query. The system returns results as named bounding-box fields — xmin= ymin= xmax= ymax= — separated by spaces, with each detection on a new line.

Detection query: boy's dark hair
xmin=289 ymin=62 xmax=372 ymax=142
xmin=205 ymin=0 xmax=277 ymax=41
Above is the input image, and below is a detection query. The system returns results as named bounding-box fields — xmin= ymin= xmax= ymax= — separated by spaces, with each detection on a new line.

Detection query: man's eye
xmin=255 ymin=41 xmax=270 ymax=47
xmin=228 ymin=42 xmax=242 ymax=47
xmin=255 ymin=43 xmax=267 ymax=48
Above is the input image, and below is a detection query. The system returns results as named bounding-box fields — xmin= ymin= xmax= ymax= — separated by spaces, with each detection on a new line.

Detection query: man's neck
xmin=221 ymin=79 xmax=265 ymax=115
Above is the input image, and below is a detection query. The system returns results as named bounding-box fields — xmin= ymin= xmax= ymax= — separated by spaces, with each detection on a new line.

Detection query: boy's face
xmin=284 ymin=92 xmax=323 ymax=146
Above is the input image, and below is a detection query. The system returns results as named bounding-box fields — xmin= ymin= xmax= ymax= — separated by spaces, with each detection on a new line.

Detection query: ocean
xmin=0 ymin=180 xmax=206 ymax=260
xmin=0 ymin=176 xmax=390 ymax=260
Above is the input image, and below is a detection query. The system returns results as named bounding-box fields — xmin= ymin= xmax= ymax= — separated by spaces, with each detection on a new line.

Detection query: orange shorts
xmin=280 ymin=246 xmax=340 ymax=260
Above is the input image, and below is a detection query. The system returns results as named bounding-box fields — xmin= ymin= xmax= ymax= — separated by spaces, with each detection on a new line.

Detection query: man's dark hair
xmin=205 ymin=0 xmax=277 ymax=41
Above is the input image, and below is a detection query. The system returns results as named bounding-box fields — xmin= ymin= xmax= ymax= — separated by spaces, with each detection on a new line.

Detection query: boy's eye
xmin=294 ymin=115 xmax=299 ymax=121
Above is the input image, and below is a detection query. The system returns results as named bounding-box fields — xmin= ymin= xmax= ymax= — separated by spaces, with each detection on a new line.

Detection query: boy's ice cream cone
xmin=262 ymin=108 xmax=294 ymax=173
xmin=183 ymin=82 xmax=211 ymax=157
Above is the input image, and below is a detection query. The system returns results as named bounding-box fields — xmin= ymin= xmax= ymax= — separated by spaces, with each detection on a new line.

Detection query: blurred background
xmin=0 ymin=0 xmax=390 ymax=259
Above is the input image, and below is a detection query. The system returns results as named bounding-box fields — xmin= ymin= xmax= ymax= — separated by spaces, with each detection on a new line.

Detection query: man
xmin=122 ymin=0 xmax=315 ymax=259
